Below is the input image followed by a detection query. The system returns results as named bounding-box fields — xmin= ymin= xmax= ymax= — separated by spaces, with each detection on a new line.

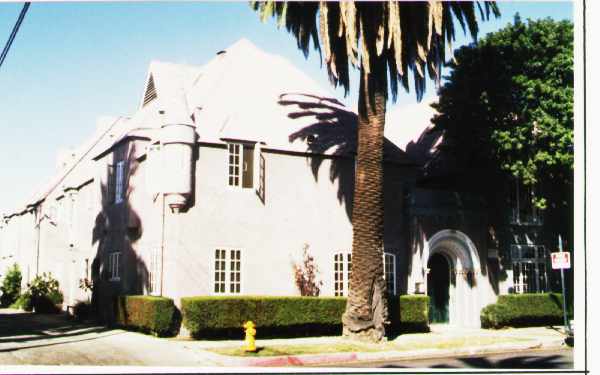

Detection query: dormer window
xmin=227 ymin=143 xmax=253 ymax=189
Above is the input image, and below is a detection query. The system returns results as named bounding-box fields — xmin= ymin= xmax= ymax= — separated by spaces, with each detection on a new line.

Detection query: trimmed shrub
xmin=481 ymin=293 xmax=564 ymax=329
xmin=398 ymin=295 xmax=429 ymax=332
xmin=181 ymin=295 xmax=430 ymax=339
xmin=1 ymin=263 xmax=22 ymax=307
xmin=181 ymin=296 xmax=346 ymax=339
xmin=10 ymin=292 xmax=33 ymax=311
xmin=73 ymin=301 xmax=93 ymax=321
xmin=28 ymin=273 xmax=63 ymax=313
xmin=115 ymin=295 xmax=179 ymax=337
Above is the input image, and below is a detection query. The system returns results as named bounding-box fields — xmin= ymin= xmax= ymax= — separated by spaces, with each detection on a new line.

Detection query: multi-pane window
xmin=511 ymin=244 xmax=547 ymax=293
xmin=229 ymin=249 xmax=241 ymax=293
xmin=228 ymin=143 xmax=254 ymax=189
xmin=115 ymin=161 xmax=125 ymax=204
xmin=214 ymin=248 xmax=241 ymax=294
xmin=510 ymin=181 xmax=542 ymax=225
xmin=228 ymin=144 xmax=241 ymax=187
xmin=383 ymin=253 xmax=396 ymax=295
xmin=334 ymin=252 xmax=352 ymax=296
xmin=108 ymin=252 xmax=121 ymax=281
xmin=333 ymin=252 xmax=395 ymax=296
xmin=148 ymin=248 xmax=161 ymax=295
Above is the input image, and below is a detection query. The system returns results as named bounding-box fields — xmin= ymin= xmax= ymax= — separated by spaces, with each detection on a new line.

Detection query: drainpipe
xmin=160 ymin=194 xmax=165 ymax=296
xmin=35 ymin=213 xmax=41 ymax=277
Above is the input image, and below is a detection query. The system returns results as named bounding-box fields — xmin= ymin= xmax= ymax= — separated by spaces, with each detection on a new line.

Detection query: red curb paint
xmin=242 ymin=352 xmax=359 ymax=367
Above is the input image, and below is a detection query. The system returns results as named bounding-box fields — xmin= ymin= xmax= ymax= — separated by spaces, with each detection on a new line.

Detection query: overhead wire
xmin=0 ymin=2 xmax=31 ymax=70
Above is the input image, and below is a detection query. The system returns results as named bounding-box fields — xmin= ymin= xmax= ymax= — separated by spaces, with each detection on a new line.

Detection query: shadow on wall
xmin=280 ymin=93 xmax=409 ymax=222
xmin=280 ymin=93 xmax=422 ymax=297
xmin=91 ymin=142 xmax=150 ymax=324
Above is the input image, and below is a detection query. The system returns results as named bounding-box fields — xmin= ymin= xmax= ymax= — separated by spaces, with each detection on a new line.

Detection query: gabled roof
xmin=98 ymin=38 xmax=414 ymax=161
xmin=8 ymin=38 xmax=421 ymax=216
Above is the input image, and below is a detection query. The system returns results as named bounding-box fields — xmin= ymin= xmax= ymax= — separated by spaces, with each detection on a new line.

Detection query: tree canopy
xmin=252 ymin=1 xmax=499 ymax=102
xmin=431 ymin=16 xmax=573 ymax=210
xmin=251 ymin=1 xmax=499 ymax=342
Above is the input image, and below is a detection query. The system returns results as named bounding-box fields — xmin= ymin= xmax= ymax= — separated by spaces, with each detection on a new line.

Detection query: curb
xmin=201 ymin=339 xmax=568 ymax=367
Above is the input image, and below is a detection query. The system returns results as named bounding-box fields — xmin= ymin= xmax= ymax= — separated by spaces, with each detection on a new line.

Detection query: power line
xmin=0 ymin=2 xmax=31 ymax=70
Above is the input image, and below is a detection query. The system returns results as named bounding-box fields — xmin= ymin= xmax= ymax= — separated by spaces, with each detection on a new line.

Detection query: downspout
xmin=156 ymin=87 xmax=196 ymax=297
xmin=35 ymin=211 xmax=41 ymax=277
xmin=160 ymin=193 xmax=165 ymax=296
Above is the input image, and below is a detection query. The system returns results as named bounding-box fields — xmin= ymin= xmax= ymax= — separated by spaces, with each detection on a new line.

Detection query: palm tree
xmin=253 ymin=1 xmax=499 ymax=342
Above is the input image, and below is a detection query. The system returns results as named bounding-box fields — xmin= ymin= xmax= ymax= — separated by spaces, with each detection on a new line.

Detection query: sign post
xmin=551 ymin=235 xmax=571 ymax=334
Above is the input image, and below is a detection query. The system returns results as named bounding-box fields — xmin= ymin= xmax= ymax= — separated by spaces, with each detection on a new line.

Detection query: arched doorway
xmin=423 ymin=230 xmax=492 ymax=328
xmin=427 ymin=253 xmax=450 ymax=323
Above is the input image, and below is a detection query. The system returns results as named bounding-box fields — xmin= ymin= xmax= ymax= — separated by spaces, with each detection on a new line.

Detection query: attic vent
xmin=143 ymin=74 xmax=157 ymax=107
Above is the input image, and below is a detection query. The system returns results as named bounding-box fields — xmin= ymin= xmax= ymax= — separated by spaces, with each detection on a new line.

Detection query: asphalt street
xmin=330 ymin=348 xmax=574 ymax=369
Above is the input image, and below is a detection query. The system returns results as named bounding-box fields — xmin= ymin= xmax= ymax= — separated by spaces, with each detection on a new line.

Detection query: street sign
xmin=551 ymin=251 xmax=571 ymax=270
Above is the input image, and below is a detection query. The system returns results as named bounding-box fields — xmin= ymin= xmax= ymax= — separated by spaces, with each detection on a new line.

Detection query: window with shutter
xmin=227 ymin=143 xmax=255 ymax=190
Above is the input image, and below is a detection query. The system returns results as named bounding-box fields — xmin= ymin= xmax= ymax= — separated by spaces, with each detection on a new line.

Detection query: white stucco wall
xmin=159 ymin=145 xmax=356 ymax=304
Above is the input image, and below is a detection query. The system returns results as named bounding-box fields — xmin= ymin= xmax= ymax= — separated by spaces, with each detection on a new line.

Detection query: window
xmin=214 ymin=248 xmax=241 ymax=294
xmin=108 ymin=252 xmax=121 ymax=281
xmin=383 ymin=253 xmax=396 ymax=295
xmin=115 ymin=161 xmax=125 ymax=204
xmin=333 ymin=251 xmax=395 ymax=296
xmin=228 ymin=143 xmax=254 ymax=189
xmin=510 ymin=180 xmax=542 ymax=225
xmin=148 ymin=248 xmax=161 ymax=295
xmin=334 ymin=252 xmax=352 ymax=296
xmin=511 ymin=244 xmax=547 ymax=293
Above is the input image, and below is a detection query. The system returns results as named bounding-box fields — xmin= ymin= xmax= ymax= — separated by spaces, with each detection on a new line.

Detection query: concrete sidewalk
xmin=0 ymin=309 xmax=570 ymax=368
xmin=179 ymin=324 xmax=571 ymax=367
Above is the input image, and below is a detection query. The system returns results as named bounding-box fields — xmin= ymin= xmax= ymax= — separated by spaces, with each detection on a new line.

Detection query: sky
xmin=0 ymin=1 xmax=573 ymax=214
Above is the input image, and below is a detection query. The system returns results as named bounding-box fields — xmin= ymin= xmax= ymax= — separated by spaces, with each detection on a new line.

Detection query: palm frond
xmin=251 ymin=1 xmax=500 ymax=102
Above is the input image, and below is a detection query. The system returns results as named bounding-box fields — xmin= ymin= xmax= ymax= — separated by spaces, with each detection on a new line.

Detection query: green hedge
xmin=181 ymin=296 xmax=345 ymax=339
xmin=181 ymin=295 xmax=430 ymax=339
xmin=115 ymin=295 xmax=179 ymax=337
xmin=389 ymin=295 xmax=430 ymax=333
xmin=73 ymin=301 xmax=93 ymax=321
xmin=481 ymin=293 xmax=564 ymax=329
xmin=10 ymin=292 xmax=33 ymax=311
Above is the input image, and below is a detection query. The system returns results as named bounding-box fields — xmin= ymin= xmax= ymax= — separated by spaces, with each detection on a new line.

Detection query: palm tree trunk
xmin=342 ymin=54 xmax=388 ymax=342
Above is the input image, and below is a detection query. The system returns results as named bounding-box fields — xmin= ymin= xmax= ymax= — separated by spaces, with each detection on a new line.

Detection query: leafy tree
xmin=0 ymin=263 xmax=22 ymax=307
xmin=431 ymin=16 xmax=573 ymax=211
xmin=252 ymin=1 xmax=498 ymax=341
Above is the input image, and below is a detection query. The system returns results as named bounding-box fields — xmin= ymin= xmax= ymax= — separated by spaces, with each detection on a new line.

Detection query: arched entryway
xmin=423 ymin=229 xmax=489 ymax=328
xmin=427 ymin=253 xmax=450 ymax=323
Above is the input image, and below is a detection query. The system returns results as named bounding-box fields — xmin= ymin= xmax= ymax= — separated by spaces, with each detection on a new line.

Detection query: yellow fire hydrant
xmin=243 ymin=321 xmax=257 ymax=352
